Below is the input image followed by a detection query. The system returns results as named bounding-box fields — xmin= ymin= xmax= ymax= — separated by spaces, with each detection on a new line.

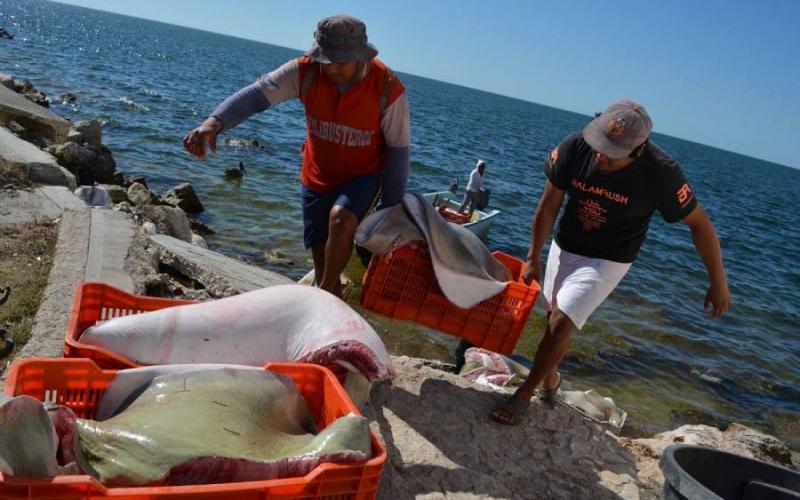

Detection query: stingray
xmin=80 ymin=284 xmax=394 ymax=382
xmin=73 ymin=367 xmax=372 ymax=486
xmin=355 ymin=193 xmax=510 ymax=309
xmin=0 ymin=367 xmax=371 ymax=486
xmin=0 ymin=394 xmax=62 ymax=477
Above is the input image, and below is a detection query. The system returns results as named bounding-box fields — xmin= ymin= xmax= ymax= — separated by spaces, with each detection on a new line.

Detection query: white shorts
xmin=542 ymin=241 xmax=631 ymax=330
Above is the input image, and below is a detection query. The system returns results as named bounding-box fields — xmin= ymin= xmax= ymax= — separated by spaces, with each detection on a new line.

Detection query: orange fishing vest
xmin=298 ymin=56 xmax=404 ymax=193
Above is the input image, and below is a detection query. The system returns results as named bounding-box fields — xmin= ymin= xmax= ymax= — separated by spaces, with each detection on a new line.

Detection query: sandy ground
xmin=366 ymin=357 xmax=647 ymax=500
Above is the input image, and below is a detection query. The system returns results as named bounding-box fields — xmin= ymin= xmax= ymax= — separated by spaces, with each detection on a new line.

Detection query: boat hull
xmin=423 ymin=191 xmax=500 ymax=239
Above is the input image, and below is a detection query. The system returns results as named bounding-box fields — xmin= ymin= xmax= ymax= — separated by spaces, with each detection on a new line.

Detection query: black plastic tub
xmin=659 ymin=444 xmax=800 ymax=499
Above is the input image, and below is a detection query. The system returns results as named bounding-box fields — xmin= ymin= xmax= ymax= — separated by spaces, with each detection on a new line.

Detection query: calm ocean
xmin=2 ymin=0 xmax=798 ymax=446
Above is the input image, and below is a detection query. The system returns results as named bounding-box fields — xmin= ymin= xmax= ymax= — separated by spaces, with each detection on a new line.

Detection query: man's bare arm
xmin=682 ymin=203 xmax=730 ymax=317
xmin=523 ymin=179 xmax=566 ymax=284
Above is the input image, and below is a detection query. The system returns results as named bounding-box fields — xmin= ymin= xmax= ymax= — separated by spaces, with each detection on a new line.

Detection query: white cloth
xmin=542 ymin=241 xmax=631 ymax=329
xmin=74 ymin=186 xmax=112 ymax=208
xmin=466 ymin=168 xmax=484 ymax=192
xmin=355 ymin=193 xmax=510 ymax=308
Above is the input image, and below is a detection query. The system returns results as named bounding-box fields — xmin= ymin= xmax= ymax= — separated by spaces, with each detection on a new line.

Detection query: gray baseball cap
xmin=583 ymin=99 xmax=653 ymax=159
xmin=306 ymin=15 xmax=379 ymax=64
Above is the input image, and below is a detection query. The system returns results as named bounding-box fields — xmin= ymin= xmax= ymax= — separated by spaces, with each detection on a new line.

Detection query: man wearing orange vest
xmin=183 ymin=15 xmax=410 ymax=297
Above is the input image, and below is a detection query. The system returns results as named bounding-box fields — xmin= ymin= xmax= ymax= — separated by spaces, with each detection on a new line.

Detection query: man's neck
xmin=596 ymin=161 xmax=632 ymax=173
xmin=596 ymin=147 xmax=645 ymax=172
xmin=337 ymin=62 xmax=370 ymax=92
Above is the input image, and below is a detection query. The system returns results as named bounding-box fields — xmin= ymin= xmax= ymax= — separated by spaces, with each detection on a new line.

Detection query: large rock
xmin=0 ymin=73 xmax=15 ymax=90
xmin=48 ymin=141 xmax=117 ymax=185
xmin=124 ymin=175 xmax=148 ymax=189
xmin=48 ymin=142 xmax=96 ymax=170
xmin=23 ymin=90 xmax=49 ymax=108
xmin=67 ymin=119 xmax=102 ymax=148
xmin=7 ymin=78 xmax=49 ymax=108
xmin=93 ymin=145 xmax=117 ymax=184
xmin=136 ymin=205 xmax=193 ymax=242
xmin=0 ymin=126 xmax=76 ymax=189
xmin=621 ymin=423 xmax=797 ymax=494
xmin=12 ymin=78 xmax=33 ymax=93
xmin=47 ymin=142 xmax=96 ymax=185
xmin=162 ymin=182 xmax=204 ymax=214
xmin=127 ymin=182 xmax=159 ymax=206
xmin=0 ymin=85 xmax=68 ymax=144
xmin=103 ymin=184 xmax=129 ymax=204
xmin=112 ymin=171 xmax=125 ymax=186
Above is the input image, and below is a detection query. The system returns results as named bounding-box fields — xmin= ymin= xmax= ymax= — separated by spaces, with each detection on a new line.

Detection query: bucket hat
xmin=306 ymin=15 xmax=378 ymax=64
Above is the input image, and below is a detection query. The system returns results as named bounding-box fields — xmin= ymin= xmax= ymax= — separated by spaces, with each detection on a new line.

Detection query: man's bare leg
xmin=311 ymin=244 xmax=326 ymax=286
xmin=491 ymin=309 xmax=575 ymax=423
xmin=318 ymin=205 xmax=358 ymax=297
xmin=517 ymin=309 xmax=574 ymax=398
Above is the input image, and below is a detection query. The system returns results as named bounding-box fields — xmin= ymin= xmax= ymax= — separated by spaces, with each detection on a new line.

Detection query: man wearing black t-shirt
xmin=492 ymin=99 xmax=730 ymax=425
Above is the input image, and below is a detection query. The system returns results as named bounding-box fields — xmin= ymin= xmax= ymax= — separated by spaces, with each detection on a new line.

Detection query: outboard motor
xmin=449 ymin=177 xmax=459 ymax=195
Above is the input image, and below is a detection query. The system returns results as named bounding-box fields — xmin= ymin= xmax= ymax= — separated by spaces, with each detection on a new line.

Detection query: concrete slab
xmin=2 ymin=209 xmax=90 ymax=376
xmin=0 ymin=85 xmax=70 ymax=143
xmin=0 ymin=186 xmax=87 ymax=224
xmin=150 ymin=234 xmax=292 ymax=296
xmin=85 ymin=208 xmax=135 ymax=291
xmin=0 ymin=126 xmax=76 ymax=188
xmin=38 ymin=185 xmax=88 ymax=211
xmin=0 ymin=189 xmax=61 ymax=223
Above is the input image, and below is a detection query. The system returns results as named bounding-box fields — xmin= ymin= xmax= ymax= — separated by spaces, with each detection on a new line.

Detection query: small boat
xmin=422 ymin=191 xmax=501 ymax=239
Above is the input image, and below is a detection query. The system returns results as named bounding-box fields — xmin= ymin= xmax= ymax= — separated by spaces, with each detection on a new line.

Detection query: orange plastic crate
xmin=63 ymin=282 xmax=351 ymax=382
xmin=64 ymin=282 xmax=195 ymax=370
xmin=1 ymin=358 xmax=386 ymax=499
xmin=361 ymin=243 xmax=540 ymax=354
xmin=436 ymin=205 xmax=471 ymax=225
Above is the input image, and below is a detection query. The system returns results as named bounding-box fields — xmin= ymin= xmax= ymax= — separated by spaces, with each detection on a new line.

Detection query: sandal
xmin=490 ymin=394 xmax=530 ymax=426
xmin=535 ymin=372 xmax=562 ymax=407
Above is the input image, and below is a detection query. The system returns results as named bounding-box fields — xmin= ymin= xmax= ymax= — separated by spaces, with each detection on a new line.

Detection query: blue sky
xmin=57 ymin=0 xmax=800 ymax=169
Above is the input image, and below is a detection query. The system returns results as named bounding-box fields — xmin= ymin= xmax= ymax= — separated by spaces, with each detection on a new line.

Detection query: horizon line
xmin=43 ymin=0 xmax=800 ymax=171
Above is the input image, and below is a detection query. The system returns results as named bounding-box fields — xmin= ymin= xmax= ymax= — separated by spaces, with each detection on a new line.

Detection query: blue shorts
xmin=301 ymin=174 xmax=382 ymax=249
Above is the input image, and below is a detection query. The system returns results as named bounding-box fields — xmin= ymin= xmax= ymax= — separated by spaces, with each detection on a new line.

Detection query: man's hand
xmin=704 ymin=279 xmax=730 ymax=318
xmin=521 ymin=259 xmax=541 ymax=286
xmin=183 ymin=117 xmax=222 ymax=160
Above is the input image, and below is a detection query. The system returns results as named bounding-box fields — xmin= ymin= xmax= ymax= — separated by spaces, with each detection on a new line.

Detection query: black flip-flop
xmin=535 ymin=373 xmax=562 ymax=408
xmin=490 ymin=394 xmax=530 ymax=426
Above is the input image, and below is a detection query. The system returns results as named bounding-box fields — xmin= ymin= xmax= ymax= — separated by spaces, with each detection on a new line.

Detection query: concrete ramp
xmin=85 ymin=209 xmax=135 ymax=291
xmin=150 ymin=234 xmax=292 ymax=296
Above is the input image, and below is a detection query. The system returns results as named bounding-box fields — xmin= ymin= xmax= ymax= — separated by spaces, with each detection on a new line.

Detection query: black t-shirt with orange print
xmin=545 ymin=133 xmax=697 ymax=263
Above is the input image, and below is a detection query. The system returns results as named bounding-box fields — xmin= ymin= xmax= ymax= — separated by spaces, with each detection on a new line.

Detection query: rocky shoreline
xmin=1 ymin=73 xmax=219 ymax=296
xmin=0 ymin=74 xmax=797 ymax=499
